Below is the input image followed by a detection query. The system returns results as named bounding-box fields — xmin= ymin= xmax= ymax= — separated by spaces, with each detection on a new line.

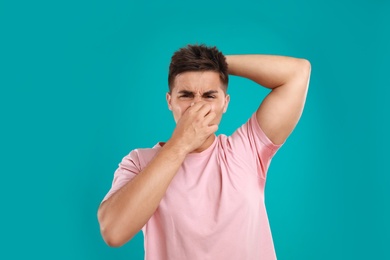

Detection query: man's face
xmin=166 ymin=71 xmax=230 ymax=125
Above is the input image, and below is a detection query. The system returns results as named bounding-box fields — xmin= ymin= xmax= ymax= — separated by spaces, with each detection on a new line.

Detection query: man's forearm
xmin=98 ymin=141 xmax=187 ymax=247
xmin=225 ymin=54 xmax=310 ymax=89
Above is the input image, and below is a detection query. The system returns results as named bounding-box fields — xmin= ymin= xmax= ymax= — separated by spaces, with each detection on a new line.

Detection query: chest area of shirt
xmin=158 ymin=155 xmax=265 ymax=223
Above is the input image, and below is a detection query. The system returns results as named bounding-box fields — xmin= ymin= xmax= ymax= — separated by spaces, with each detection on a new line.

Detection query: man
xmin=97 ymin=44 xmax=311 ymax=259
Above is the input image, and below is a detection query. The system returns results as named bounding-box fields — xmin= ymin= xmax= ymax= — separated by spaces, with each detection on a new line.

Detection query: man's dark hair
xmin=168 ymin=44 xmax=229 ymax=93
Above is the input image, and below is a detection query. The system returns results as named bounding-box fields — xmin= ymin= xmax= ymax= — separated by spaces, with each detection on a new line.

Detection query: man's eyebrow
xmin=177 ymin=90 xmax=219 ymax=95
xmin=203 ymin=90 xmax=219 ymax=95
xmin=177 ymin=90 xmax=194 ymax=94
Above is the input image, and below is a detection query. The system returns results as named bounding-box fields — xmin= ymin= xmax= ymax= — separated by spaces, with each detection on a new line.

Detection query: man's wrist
xmin=225 ymin=55 xmax=240 ymax=76
xmin=164 ymin=138 xmax=190 ymax=158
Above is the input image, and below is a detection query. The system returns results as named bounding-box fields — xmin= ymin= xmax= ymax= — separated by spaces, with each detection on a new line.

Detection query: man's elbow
xmin=290 ymin=58 xmax=311 ymax=87
xmin=101 ymin=226 xmax=137 ymax=248
xmin=299 ymin=58 xmax=311 ymax=77
xmin=97 ymin=204 xmax=136 ymax=248
xmin=102 ymin=233 xmax=125 ymax=248
xmin=99 ymin=222 xmax=124 ymax=248
xmin=98 ymin=204 xmax=122 ymax=247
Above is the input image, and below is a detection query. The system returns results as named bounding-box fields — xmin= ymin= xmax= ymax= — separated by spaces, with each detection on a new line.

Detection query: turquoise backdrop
xmin=1 ymin=0 xmax=389 ymax=259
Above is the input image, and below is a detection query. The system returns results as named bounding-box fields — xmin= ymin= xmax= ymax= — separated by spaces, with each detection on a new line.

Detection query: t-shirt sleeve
xmin=229 ymin=112 xmax=284 ymax=179
xmin=100 ymin=149 xmax=141 ymax=205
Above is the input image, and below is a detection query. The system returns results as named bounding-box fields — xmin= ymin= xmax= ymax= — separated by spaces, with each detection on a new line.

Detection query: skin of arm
xmin=97 ymin=102 xmax=217 ymax=247
xmin=225 ymin=55 xmax=311 ymax=145
xmin=97 ymin=142 xmax=187 ymax=247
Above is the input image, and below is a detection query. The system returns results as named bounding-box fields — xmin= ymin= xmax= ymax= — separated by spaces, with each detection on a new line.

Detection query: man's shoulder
xmin=127 ymin=142 xmax=162 ymax=164
xmin=216 ymin=133 xmax=229 ymax=143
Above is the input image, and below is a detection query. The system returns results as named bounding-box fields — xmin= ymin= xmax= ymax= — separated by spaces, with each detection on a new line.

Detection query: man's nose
xmin=193 ymin=94 xmax=202 ymax=103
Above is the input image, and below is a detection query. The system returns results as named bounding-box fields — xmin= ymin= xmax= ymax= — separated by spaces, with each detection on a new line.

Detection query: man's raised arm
xmin=226 ymin=54 xmax=311 ymax=145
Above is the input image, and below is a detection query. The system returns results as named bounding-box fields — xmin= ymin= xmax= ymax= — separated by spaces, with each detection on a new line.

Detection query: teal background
xmin=1 ymin=0 xmax=389 ymax=259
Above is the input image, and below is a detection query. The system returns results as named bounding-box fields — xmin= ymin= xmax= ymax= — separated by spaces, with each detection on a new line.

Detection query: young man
xmin=98 ymin=44 xmax=311 ymax=259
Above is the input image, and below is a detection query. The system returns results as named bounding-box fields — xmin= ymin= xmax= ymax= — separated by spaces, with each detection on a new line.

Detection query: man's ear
xmin=166 ymin=92 xmax=172 ymax=111
xmin=223 ymin=94 xmax=230 ymax=113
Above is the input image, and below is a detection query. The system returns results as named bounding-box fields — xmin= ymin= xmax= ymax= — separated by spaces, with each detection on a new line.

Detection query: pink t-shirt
xmin=101 ymin=113 xmax=283 ymax=260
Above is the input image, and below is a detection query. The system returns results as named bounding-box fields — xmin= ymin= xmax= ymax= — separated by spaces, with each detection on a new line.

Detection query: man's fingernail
xmin=190 ymin=102 xmax=194 ymax=106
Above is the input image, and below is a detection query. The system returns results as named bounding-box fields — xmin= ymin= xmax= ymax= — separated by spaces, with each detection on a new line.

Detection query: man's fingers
xmin=196 ymin=104 xmax=212 ymax=117
xmin=184 ymin=101 xmax=204 ymax=114
xmin=185 ymin=102 xmax=212 ymax=117
xmin=207 ymin=124 xmax=218 ymax=134
xmin=203 ymin=111 xmax=216 ymax=125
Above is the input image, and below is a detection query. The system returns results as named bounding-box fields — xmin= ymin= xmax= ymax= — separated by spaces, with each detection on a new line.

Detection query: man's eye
xmin=205 ymin=95 xmax=215 ymax=99
xmin=179 ymin=95 xmax=190 ymax=98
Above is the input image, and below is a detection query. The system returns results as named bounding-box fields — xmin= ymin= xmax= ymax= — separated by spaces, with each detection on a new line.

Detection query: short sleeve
xmin=229 ymin=112 xmax=284 ymax=179
xmin=100 ymin=149 xmax=141 ymax=205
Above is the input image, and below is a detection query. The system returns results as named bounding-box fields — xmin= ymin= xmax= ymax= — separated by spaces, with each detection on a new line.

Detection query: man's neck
xmin=190 ymin=134 xmax=216 ymax=154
